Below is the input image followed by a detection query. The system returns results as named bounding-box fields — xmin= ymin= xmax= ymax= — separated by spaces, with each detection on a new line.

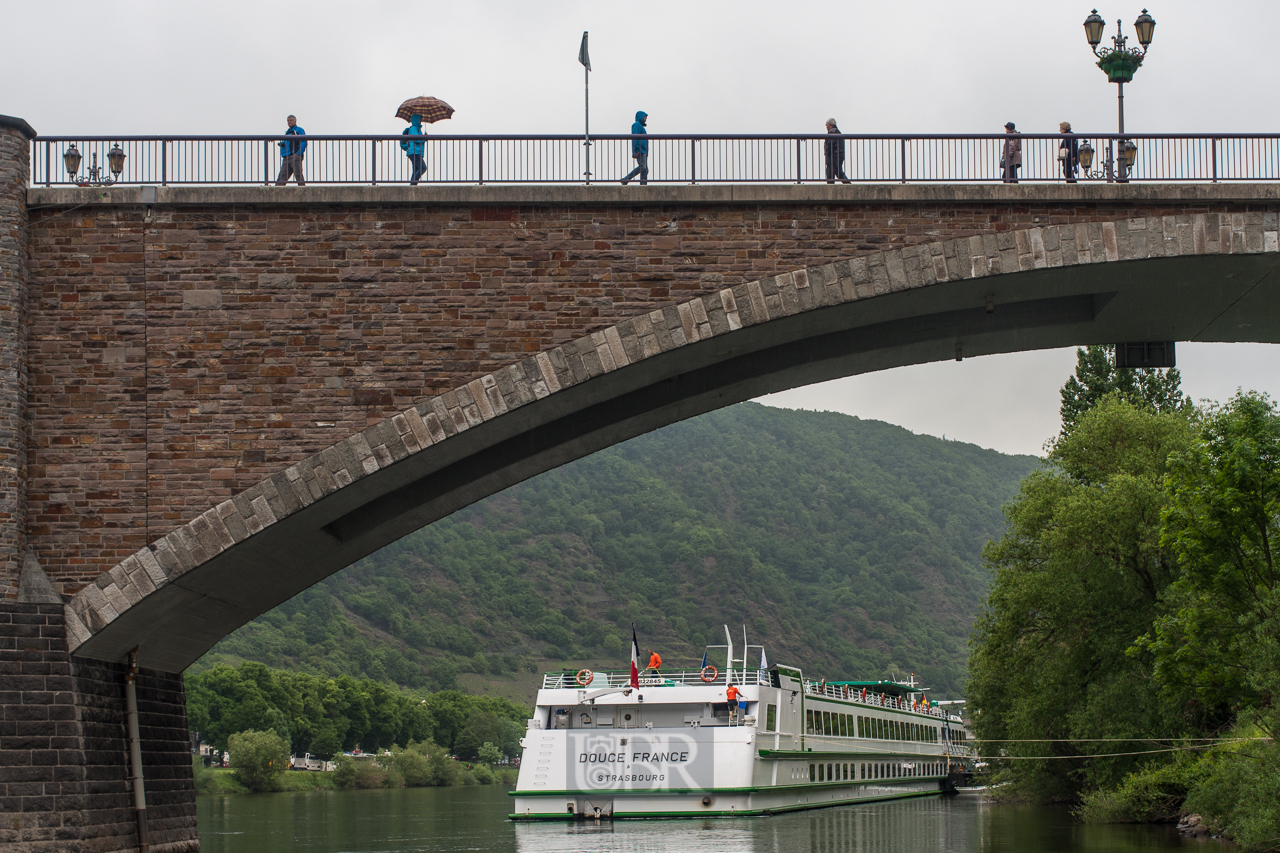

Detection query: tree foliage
xmin=194 ymin=403 xmax=1037 ymax=697
xmin=185 ymin=662 xmax=528 ymax=758
xmin=1059 ymin=345 xmax=1190 ymax=437
xmin=968 ymin=396 xmax=1197 ymax=799
xmin=227 ymin=729 xmax=290 ymax=793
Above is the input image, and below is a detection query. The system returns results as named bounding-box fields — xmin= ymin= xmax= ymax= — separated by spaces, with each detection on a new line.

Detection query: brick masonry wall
xmin=0 ymin=121 xmax=32 ymax=596
xmin=0 ymin=601 xmax=197 ymax=853
xmin=21 ymin=196 xmax=1280 ymax=595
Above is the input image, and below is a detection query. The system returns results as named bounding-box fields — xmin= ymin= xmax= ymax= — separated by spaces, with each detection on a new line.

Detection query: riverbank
xmin=193 ymin=760 xmax=518 ymax=795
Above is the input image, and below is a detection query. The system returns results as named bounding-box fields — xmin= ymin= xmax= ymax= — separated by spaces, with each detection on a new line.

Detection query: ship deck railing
xmin=804 ymin=680 xmax=950 ymax=719
xmin=540 ymin=668 xmax=771 ymax=690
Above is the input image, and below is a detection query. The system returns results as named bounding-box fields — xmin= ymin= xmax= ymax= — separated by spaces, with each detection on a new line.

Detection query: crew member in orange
xmin=726 ymin=684 xmax=741 ymax=722
xmin=647 ymin=649 xmax=662 ymax=674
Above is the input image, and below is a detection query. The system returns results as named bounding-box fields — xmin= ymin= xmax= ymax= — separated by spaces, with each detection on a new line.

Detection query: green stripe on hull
xmin=508 ymin=788 xmax=943 ymax=821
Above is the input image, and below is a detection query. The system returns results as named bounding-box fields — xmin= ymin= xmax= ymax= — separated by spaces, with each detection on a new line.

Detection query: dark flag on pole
xmin=578 ymin=31 xmax=591 ymax=72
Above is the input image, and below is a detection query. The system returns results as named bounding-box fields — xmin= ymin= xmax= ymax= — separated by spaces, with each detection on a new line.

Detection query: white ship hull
xmin=511 ymin=664 xmax=974 ymax=820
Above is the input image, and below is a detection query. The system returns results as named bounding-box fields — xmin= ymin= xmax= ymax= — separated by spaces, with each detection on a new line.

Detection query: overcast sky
xmin=6 ymin=0 xmax=1279 ymax=456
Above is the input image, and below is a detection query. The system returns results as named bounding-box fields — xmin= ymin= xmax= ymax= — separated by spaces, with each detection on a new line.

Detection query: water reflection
xmin=512 ymin=795 xmax=1191 ymax=853
xmin=199 ymin=788 xmax=1191 ymax=853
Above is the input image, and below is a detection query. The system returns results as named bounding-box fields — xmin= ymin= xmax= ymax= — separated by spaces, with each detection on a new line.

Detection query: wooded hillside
xmin=193 ymin=403 xmax=1037 ymax=699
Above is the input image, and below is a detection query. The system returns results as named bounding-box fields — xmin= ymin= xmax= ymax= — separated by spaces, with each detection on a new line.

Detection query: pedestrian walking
xmin=621 ymin=110 xmax=649 ymax=185
xmin=401 ymin=114 xmax=427 ymax=185
xmin=274 ymin=115 xmax=306 ymax=186
xmin=1000 ymin=122 xmax=1021 ymax=184
xmin=1058 ymin=121 xmax=1079 ymax=183
xmin=824 ymin=118 xmax=851 ymax=184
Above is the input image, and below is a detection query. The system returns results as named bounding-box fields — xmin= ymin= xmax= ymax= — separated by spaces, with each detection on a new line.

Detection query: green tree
xmin=967 ymin=396 xmax=1196 ymax=800
xmin=1147 ymin=392 xmax=1280 ymax=711
xmin=1142 ymin=392 xmax=1280 ymax=847
xmin=1059 ymin=345 xmax=1190 ymax=436
xmin=477 ymin=741 xmax=503 ymax=765
xmin=227 ymin=729 xmax=290 ymax=793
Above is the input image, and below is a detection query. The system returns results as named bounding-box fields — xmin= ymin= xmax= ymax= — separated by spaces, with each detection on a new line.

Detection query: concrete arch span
xmin=66 ymin=214 xmax=1280 ymax=670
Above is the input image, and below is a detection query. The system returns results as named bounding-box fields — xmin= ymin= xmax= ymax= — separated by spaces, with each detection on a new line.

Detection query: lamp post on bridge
xmin=1081 ymin=8 xmax=1155 ymax=182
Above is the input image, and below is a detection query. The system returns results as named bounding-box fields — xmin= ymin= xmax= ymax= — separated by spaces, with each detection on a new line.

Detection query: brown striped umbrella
xmin=395 ymin=96 xmax=455 ymax=124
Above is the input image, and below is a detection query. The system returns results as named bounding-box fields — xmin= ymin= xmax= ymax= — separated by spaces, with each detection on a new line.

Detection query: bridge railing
xmin=28 ymin=134 xmax=1280 ymax=187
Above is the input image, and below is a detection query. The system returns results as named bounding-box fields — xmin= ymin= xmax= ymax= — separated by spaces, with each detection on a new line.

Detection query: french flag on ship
xmin=630 ymin=626 xmax=641 ymax=689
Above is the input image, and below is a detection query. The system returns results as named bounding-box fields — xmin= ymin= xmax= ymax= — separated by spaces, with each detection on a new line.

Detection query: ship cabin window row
xmin=807 ymin=761 xmax=945 ymax=782
xmin=803 ymin=708 xmax=941 ymax=743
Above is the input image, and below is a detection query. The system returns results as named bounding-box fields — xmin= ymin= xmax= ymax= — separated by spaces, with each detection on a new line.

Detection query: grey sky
xmin=6 ymin=0 xmax=1278 ymax=456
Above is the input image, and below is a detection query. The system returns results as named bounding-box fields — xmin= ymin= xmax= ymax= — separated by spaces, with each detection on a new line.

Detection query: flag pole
xmin=580 ymin=31 xmax=591 ymax=183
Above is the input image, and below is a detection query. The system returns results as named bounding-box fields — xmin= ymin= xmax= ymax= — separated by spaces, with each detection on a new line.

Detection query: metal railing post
xmin=900 ymin=137 xmax=908 ymax=184
xmin=1212 ymin=137 xmax=1218 ymax=183
xmin=795 ymin=137 xmax=802 ymax=184
xmin=263 ymin=141 xmax=270 ymax=185
xmin=161 ymin=140 xmax=168 ymax=186
xmin=478 ymin=139 xmax=484 ymax=185
xmin=44 ymin=140 xmax=50 ymax=186
xmin=690 ymin=138 xmax=696 ymax=185
xmin=371 ymin=139 xmax=377 ymax=186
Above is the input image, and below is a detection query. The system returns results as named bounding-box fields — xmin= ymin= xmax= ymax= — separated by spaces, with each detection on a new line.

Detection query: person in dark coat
xmin=825 ymin=118 xmax=851 ymax=184
xmin=1001 ymin=121 xmax=1021 ymax=183
xmin=621 ymin=110 xmax=649 ymax=185
xmin=1059 ymin=121 xmax=1079 ymax=183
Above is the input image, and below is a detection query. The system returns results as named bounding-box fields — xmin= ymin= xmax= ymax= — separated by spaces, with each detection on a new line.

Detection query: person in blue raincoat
xmin=274 ymin=115 xmax=307 ymax=186
xmin=621 ymin=110 xmax=649 ymax=185
xmin=401 ymin=114 xmax=427 ymax=185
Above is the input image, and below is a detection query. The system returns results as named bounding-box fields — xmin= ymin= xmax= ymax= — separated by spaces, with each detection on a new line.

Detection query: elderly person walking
xmin=1000 ymin=121 xmax=1021 ymax=184
xmin=1058 ymin=121 xmax=1080 ymax=183
xmin=274 ymin=115 xmax=306 ymax=186
xmin=824 ymin=118 xmax=851 ymax=184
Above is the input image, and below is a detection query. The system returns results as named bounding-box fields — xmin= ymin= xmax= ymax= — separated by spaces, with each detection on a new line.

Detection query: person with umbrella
xmin=401 ymin=115 xmax=427 ymax=185
xmin=396 ymin=96 xmax=454 ymax=186
xmin=274 ymin=115 xmax=306 ymax=186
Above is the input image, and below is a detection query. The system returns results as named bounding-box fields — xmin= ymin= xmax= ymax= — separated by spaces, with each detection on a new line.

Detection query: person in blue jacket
xmin=621 ymin=110 xmax=649 ymax=185
xmin=401 ymin=114 xmax=427 ymax=185
xmin=274 ymin=115 xmax=306 ymax=186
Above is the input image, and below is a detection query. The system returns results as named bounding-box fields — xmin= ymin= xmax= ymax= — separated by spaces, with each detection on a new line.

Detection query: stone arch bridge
xmin=4 ymin=115 xmax=1280 ymax=851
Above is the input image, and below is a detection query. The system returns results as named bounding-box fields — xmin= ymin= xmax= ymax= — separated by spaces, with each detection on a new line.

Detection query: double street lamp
xmin=63 ymin=143 xmax=126 ymax=187
xmin=1079 ymin=8 xmax=1155 ymax=181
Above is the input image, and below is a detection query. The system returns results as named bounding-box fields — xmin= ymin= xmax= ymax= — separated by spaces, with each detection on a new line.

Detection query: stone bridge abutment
xmin=4 ymin=113 xmax=1280 ymax=850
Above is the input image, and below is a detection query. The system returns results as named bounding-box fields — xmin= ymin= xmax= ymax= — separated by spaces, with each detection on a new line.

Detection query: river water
xmin=197 ymin=786 xmax=1197 ymax=852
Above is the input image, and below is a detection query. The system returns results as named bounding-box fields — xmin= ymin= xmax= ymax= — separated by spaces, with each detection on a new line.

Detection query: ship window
xmin=818 ymin=763 xmax=825 ymax=782
xmin=843 ymin=763 xmax=849 ymax=780
xmin=828 ymin=763 xmax=833 ymax=782
xmin=877 ymin=718 xmax=884 ymax=739
xmin=857 ymin=716 xmax=864 ymax=738
xmin=839 ymin=715 xmax=847 ymax=737
xmin=810 ymin=763 xmax=816 ymax=782
xmin=766 ymin=704 xmax=777 ymax=732
xmin=859 ymin=763 xmax=864 ymax=780
xmin=806 ymin=710 xmax=814 ymax=734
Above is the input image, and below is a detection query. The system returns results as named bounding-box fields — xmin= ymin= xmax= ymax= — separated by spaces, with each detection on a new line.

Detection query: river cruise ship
xmin=510 ymin=632 xmax=975 ymax=820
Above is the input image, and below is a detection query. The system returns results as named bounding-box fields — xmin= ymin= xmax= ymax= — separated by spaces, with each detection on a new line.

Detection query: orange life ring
xmin=700 ymin=665 xmax=718 ymax=682
xmin=575 ymin=669 xmax=594 ymax=686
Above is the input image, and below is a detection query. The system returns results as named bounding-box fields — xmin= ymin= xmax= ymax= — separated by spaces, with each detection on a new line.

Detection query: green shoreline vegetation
xmin=187 ymin=663 xmax=526 ymax=794
xmin=969 ymin=347 xmax=1280 ymax=851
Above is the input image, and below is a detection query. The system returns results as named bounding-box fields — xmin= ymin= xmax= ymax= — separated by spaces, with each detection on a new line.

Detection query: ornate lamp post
xmin=63 ymin=143 xmax=126 ymax=187
xmin=1083 ymin=8 xmax=1155 ymax=181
